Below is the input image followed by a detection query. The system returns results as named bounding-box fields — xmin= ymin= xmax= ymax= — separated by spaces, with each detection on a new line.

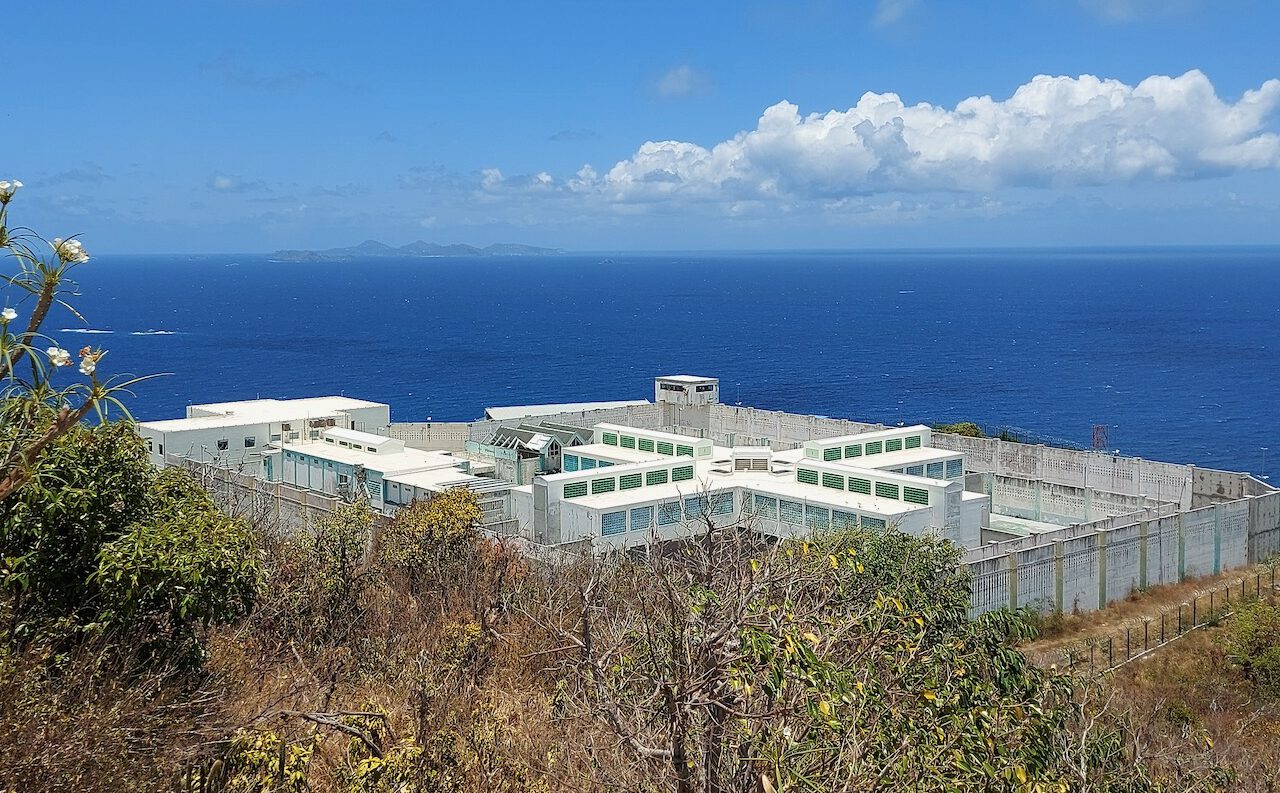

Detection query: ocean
xmin=54 ymin=248 xmax=1280 ymax=474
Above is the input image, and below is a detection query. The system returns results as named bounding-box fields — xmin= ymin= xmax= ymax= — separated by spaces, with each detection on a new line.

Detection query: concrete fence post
xmin=1054 ymin=540 xmax=1065 ymax=613
xmin=1177 ymin=512 xmax=1186 ymax=581
xmin=1213 ymin=503 xmax=1223 ymax=575
xmin=1097 ymin=531 xmax=1109 ymax=610
xmin=1138 ymin=519 xmax=1149 ymax=590
xmin=1008 ymin=553 xmax=1019 ymax=611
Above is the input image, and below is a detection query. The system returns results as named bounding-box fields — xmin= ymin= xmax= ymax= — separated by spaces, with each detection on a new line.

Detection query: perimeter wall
xmin=387 ymin=402 xmax=1279 ymax=618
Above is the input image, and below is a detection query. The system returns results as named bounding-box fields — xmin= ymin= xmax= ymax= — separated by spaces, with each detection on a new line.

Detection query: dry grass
xmin=1110 ymin=620 xmax=1280 ymax=792
xmin=1025 ymin=563 xmax=1280 ymax=662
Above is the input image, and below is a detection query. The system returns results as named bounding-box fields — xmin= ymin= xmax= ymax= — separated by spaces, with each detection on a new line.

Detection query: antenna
xmin=1092 ymin=424 xmax=1109 ymax=452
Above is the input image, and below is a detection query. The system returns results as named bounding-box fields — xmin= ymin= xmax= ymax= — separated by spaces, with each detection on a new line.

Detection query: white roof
xmin=845 ymin=447 xmax=958 ymax=470
xmin=143 ymin=396 xmax=387 ymax=433
xmin=324 ymin=427 xmax=398 ymax=449
xmin=484 ymin=400 xmax=650 ymax=422
xmin=569 ymin=443 xmax=665 ymax=464
xmin=594 ymin=423 xmax=712 ymax=447
xmin=556 ymin=451 xmax=952 ymax=517
xmin=657 ymin=374 xmax=716 ymax=383
xmin=386 ymin=467 xmax=501 ymax=491
xmin=806 ymin=424 xmax=931 ymax=447
xmin=566 ymin=469 xmax=916 ymax=516
xmin=283 ymin=440 xmax=459 ymax=475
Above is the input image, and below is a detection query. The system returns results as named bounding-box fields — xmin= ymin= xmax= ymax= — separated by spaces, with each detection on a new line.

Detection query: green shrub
xmin=1220 ymin=599 xmax=1280 ymax=693
xmin=1 ymin=404 xmax=260 ymax=668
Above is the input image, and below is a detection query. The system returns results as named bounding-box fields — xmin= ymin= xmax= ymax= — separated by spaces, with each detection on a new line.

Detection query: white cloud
xmin=655 ymin=65 xmax=711 ymax=99
xmin=872 ymin=0 xmax=921 ymax=28
xmin=209 ymin=173 xmax=268 ymax=193
xmin=522 ymin=70 xmax=1279 ymax=207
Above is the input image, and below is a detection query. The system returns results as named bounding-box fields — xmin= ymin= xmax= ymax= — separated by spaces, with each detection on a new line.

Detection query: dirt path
xmin=1023 ymin=562 xmax=1280 ymax=672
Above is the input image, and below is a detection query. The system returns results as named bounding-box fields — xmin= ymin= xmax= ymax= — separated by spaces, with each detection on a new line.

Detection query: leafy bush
xmin=0 ymin=404 xmax=260 ymax=667
xmin=933 ymin=422 xmax=986 ymax=437
xmin=1220 ymin=599 xmax=1280 ymax=693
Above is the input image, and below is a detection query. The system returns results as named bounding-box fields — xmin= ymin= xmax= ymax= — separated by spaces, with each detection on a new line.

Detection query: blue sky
xmin=6 ymin=0 xmax=1280 ymax=252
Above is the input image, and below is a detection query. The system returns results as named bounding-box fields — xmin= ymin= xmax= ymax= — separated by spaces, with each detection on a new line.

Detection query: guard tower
xmin=655 ymin=375 xmax=719 ymax=407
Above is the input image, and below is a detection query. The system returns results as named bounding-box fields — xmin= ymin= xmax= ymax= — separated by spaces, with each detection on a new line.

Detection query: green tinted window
xmin=564 ymin=481 xmax=588 ymax=499
xmin=849 ymin=478 xmax=871 ymax=495
xmin=671 ymin=465 xmax=694 ymax=482
xmin=592 ymin=478 xmax=616 ymax=494
xmin=602 ymin=432 xmax=618 ymax=446
xmin=638 ymin=438 xmax=655 ymax=452
xmin=620 ymin=435 xmax=636 ymax=449
xmin=797 ymin=468 xmax=820 ymax=486
xmin=864 ymin=441 xmax=883 ymax=455
xmin=844 ymin=444 xmax=862 ymax=458
xmin=903 ymin=486 xmax=929 ymax=505
xmin=905 ymin=436 xmax=921 ymax=449
xmin=885 ymin=438 xmax=903 ymax=452
xmin=677 ymin=444 xmax=694 ymax=457
xmin=619 ymin=473 xmax=642 ymax=490
xmin=823 ymin=447 xmax=841 ymax=462
xmin=646 ymin=469 xmax=669 ymax=486
xmin=875 ymin=482 xmax=900 ymax=500
xmin=657 ymin=441 xmax=674 ymax=455
xmin=822 ymin=472 xmax=844 ymax=490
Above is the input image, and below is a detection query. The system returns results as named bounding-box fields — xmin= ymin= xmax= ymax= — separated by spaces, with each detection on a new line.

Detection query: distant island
xmin=271 ymin=239 xmax=563 ymax=262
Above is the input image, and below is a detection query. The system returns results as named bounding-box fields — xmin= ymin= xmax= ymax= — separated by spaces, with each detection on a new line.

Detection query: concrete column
xmin=1034 ymin=479 xmax=1043 ymax=521
xmin=1177 ymin=512 xmax=1186 ymax=580
xmin=1097 ymin=531 xmax=1109 ymax=609
xmin=1008 ymin=552 xmax=1019 ymax=611
xmin=1138 ymin=520 xmax=1149 ymax=589
xmin=1054 ymin=540 xmax=1065 ymax=612
xmin=1213 ymin=503 xmax=1222 ymax=574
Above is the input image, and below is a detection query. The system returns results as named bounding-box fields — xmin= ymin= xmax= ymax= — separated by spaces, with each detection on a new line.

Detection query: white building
xmin=138 ymin=396 xmax=391 ymax=476
xmin=510 ymin=422 xmax=989 ymax=551
xmin=277 ymin=427 xmax=510 ymax=521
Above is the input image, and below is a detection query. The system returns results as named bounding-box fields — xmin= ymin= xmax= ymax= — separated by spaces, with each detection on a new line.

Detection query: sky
xmin=5 ymin=0 xmax=1280 ymax=253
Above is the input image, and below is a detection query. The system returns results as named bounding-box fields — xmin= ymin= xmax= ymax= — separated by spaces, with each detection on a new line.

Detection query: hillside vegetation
xmin=2 ymin=187 xmax=1275 ymax=791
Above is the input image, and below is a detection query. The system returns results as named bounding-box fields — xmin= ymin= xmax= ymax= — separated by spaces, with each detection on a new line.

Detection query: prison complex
xmin=139 ymin=374 xmax=1280 ymax=617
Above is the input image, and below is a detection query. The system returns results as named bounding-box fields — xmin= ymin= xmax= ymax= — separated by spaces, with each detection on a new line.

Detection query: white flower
xmin=78 ymin=346 xmax=100 ymax=376
xmin=51 ymin=237 xmax=89 ymax=264
xmin=0 ymin=180 xmax=21 ymax=200
xmin=1 ymin=307 xmax=15 ymax=322
xmin=46 ymin=346 xmax=72 ymax=367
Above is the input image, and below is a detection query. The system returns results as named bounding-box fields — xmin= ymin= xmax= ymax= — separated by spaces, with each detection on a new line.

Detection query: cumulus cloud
xmin=655 ymin=65 xmax=711 ymax=99
xmin=516 ymin=70 xmax=1279 ymax=206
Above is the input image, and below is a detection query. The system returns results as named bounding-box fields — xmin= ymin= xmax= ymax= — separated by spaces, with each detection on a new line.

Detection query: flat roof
xmin=567 ymin=474 xmax=916 ymax=516
xmin=191 ymin=396 xmax=385 ymax=415
xmin=282 ymin=440 xmax=459 ymax=475
xmin=143 ymin=396 xmax=388 ymax=433
xmin=842 ymin=447 xmax=958 ymax=470
xmin=807 ymin=424 xmax=931 ymax=447
xmin=324 ymin=427 xmax=397 ymax=447
xmin=386 ymin=467 xmax=505 ymax=492
xmin=657 ymin=374 xmax=717 ymax=383
xmin=594 ymin=423 xmax=712 ymax=447
xmin=568 ymin=443 xmax=666 ymax=464
xmin=483 ymin=400 xmax=650 ymax=422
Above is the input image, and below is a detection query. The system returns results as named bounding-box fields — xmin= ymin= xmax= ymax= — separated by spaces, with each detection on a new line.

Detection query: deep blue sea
xmin=52 ymin=249 xmax=1280 ymax=474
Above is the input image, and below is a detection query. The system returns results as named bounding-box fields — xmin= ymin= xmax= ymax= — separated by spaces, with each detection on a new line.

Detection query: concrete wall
xmin=966 ymin=491 xmax=1280 ymax=617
